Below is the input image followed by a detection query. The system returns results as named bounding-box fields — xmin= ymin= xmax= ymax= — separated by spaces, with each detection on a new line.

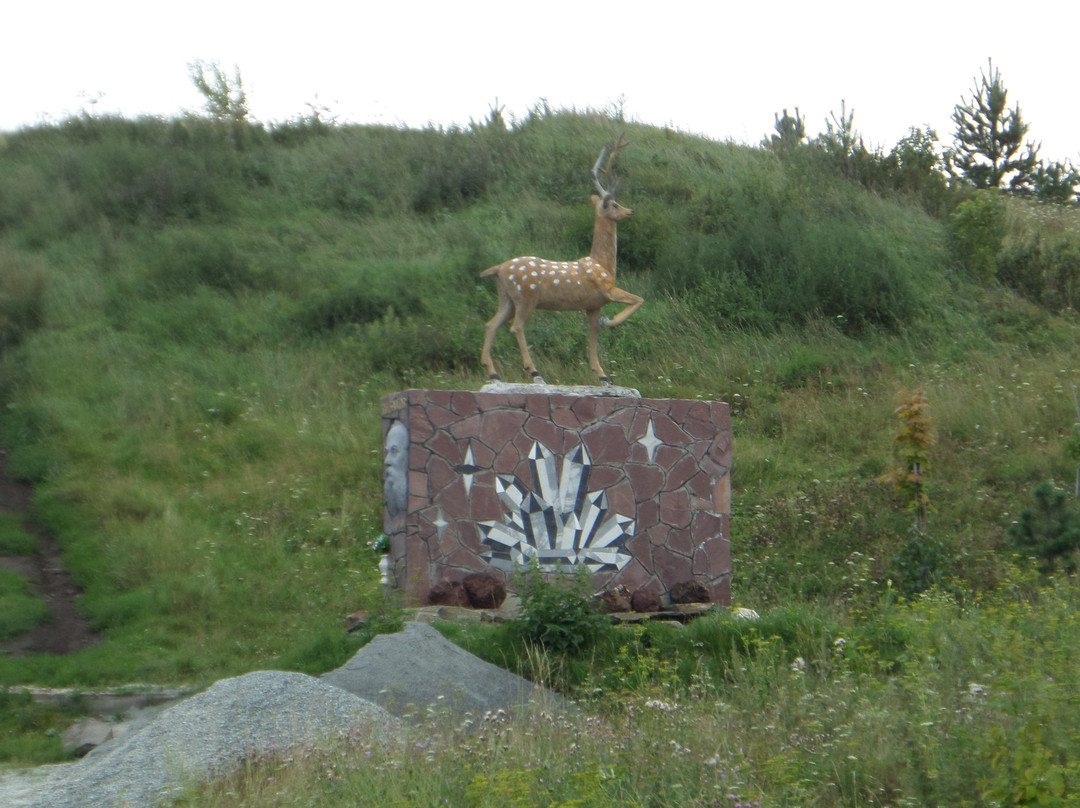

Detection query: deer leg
xmin=585 ymin=308 xmax=611 ymax=385
xmin=481 ymin=287 xmax=515 ymax=380
xmin=508 ymin=298 xmax=543 ymax=382
xmin=598 ymin=288 xmax=644 ymax=328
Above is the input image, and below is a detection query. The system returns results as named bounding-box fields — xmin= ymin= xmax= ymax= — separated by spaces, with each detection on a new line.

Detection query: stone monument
xmin=381 ymin=385 xmax=730 ymax=607
xmin=379 ymin=138 xmax=730 ymax=607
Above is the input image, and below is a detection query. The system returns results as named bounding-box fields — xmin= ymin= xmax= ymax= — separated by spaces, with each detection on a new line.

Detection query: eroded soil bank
xmin=0 ymin=448 xmax=98 ymax=657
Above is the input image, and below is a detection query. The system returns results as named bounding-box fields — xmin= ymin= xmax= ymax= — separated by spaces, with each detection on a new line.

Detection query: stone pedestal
xmin=381 ymin=388 xmax=731 ymax=606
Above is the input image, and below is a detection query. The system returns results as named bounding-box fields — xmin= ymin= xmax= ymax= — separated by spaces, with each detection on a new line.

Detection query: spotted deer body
xmin=480 ymin=138 xmax=643 ymax=385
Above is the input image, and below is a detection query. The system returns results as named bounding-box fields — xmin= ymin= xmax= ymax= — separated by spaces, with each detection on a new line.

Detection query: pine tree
xmin=1032 ymin=159 xmax=1080 ymax=203
xmin=764 ymin=108 xmax=806 ymax=151
xmin=188 ymin=60 xmax=249 ymax=125
xmin=949 ymin=59 xmax=1039 ymax=192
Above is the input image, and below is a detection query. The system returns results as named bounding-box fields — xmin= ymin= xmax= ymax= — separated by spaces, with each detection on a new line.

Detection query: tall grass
xmin=185 ymin=575 xmax=1080 ymax=807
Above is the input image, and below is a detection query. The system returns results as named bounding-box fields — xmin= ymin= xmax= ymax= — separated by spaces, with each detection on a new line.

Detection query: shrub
xmin=1008 ymin=481 xmax=1080 ymax=572
xmin=949 ymin=191 xmax=1006 ymax=280
xmin=889 ymin=529 xmax=947 ymax=597
xmin=146 ymin=229 xmax=256 ymax=294
xmin=0 ymin=249 xmax=46 ymax=347
xmin=513 ymin=565 xmax=613 ymax=656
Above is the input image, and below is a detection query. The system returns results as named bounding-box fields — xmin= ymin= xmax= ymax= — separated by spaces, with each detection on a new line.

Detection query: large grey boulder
xmin=322 ymin=621 xmax=571 ymax=720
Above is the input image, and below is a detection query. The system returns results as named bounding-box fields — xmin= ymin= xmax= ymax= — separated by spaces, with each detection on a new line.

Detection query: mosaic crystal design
xmin=479 ymin=441 xmax=635 ymax=573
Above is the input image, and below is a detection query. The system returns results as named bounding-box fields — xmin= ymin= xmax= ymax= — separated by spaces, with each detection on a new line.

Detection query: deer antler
xmin=593 ymin=133 xmax=629 ymax=198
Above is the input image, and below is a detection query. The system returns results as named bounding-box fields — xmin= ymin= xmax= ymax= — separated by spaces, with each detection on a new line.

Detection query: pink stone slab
xmin=409 ymin=412 xmax=434 ymax=443
xmin=659 ymin=489 xmax=692 ymax=529
xmin=550 ymin=406 xmax=582 ymax=429
xmin=523 ymin=417 xmax=566 ymax=453
xmin=479 ymin=410 xmax=529 ymax=449
xmin=626 ymin=463 xmax=664 ymax=501
xmin=582 ymin=422 xmax=630 ymax=464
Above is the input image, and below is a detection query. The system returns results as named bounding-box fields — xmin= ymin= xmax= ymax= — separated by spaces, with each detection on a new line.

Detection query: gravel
xmin=0 ymin=621 xmax=568 ymax=807
xmin=321 ymin=620 xmax=569 ymax=718
xmin=0 ymin=670 xmax=400 ymax=808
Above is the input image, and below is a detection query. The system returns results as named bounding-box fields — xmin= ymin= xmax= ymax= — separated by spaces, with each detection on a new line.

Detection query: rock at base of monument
xmin=630 ymin=588 xmax=662 ymax=613
xmin=463 ymin=572 xmax=507 ymax=609
xmin=480 ymin=381 xmax=641 ymax=398
xmin=594 ymin=585 xmax=632 ymax=613
xmin=609 ymin=602 xmax=720 ymax=624
xmin=427 ymin=580 xmax=471 ymax=608
xmin=669 ymin=580 xmax=711 ymax=604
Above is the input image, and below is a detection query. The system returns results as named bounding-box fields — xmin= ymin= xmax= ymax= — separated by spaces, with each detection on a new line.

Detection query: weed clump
xmin=513 ymin=565 xmax=613 ymax=657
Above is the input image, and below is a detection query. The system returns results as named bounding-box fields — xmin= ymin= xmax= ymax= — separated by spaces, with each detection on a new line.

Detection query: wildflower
xmin=791 ymin=656 xmax=807 ymax=672
xmin=833 ymin=637 xmax=846 ymax=651
xmin=645 ymin=699 xmax=679 ymax=712
xmin=968 ymin=682 xmax=989 ymax=698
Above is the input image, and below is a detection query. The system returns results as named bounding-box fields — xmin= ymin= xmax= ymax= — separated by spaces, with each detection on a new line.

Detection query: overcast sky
xmin=4 ymin=1 xmax=1076 ymax=162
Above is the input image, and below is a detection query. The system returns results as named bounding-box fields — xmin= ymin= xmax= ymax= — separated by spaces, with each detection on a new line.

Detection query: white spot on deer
xmin=554 ymin=279 xmax=561 ymax=285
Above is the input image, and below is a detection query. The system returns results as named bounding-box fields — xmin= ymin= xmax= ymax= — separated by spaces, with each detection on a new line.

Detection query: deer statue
xmin=480 ymin=135 xmax=643 ymax=386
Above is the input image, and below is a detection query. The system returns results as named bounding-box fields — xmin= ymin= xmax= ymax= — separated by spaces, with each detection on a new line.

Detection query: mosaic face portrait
xmin=383 ymin=419 xmax=409 ymax=517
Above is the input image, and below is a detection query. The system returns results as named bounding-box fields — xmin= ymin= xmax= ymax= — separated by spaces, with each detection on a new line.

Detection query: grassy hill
xmin=2 ymin=107 xmax=1080 ymax=803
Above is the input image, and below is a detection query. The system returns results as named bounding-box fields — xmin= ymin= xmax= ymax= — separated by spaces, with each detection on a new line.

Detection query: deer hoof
xmin=489 ymin=373 xmax=501 ymax=381
xmin=599 ymin=316 xmax=612 ymax=327
xmin=599 ymin=376 xmax=613 ymax=386
xmin=530 ymin=372 xmax=547 ymax=385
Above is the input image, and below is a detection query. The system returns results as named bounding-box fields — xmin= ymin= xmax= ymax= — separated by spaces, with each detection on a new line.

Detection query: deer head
xmin=591 ymin=134 xmax=633 ymax=222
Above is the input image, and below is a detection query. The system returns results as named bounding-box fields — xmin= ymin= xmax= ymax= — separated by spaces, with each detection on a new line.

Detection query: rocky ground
xmin=1 ymin=623 xmax=567 ymax=807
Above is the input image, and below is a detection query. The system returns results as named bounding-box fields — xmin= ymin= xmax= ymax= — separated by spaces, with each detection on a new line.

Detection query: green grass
xmin=2 ymin=107 xmax=1080 ymax=802
xmin=0 ymin=568 xmax=50 ymax=640
xmin=0 ymin=514 xmax=37 ymax=555
xmin=0 ymin=689 xmax=85 ymax=765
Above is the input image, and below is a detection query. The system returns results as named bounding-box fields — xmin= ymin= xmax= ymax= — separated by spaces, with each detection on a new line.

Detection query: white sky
xmin=4 ymin=1 xmax=1077 ymax=162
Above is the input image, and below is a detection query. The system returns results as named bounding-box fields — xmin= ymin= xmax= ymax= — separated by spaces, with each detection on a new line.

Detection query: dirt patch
xmin=0 ymin=449 xmax=100 ymax=657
